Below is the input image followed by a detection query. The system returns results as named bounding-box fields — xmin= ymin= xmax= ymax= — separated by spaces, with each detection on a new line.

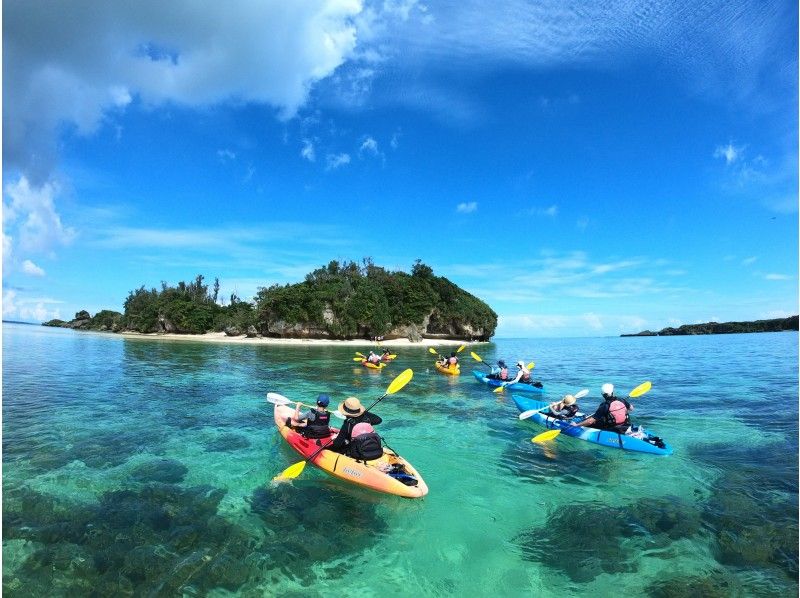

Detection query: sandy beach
xmin=120 ymin=331 xmax=483 ymax=347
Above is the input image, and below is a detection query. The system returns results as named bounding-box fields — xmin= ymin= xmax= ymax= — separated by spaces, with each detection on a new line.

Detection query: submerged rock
xmin=130 ymin=458 xmax=188 ymax=484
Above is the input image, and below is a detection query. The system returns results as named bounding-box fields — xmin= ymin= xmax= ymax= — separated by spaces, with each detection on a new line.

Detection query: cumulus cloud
xmin=22 ymin=260 xmax=45 ymax=277
xmin=3 ymin=176 xmax=75 ymax=258
xmin=2 ymin=289 xmax=63 ymax=322
xmin=326 ymin=153 xmax=351 ymax=170
xmin=456 ymin=201 xmax=477 ymax=213
xmin=4 ymin=1 xmax=368 ymax=183
xmin=714 ymin=142 xmax=744 ymax=164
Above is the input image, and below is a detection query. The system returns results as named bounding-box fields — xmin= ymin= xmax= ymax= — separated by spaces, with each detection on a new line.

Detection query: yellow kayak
xmin=273 ymin=405 xmax=428 ymax=498
xmin=435 ymin=362 xmax=460 ymax=376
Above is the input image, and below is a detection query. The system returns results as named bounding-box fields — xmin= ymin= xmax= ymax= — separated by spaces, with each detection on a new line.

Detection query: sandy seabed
xmin=119 ymin=331 xmax=482 ymax=347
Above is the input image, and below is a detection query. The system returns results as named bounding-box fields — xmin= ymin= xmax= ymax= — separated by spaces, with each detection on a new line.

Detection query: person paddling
xmin=366 ymin=351 xmax=381 ymax=365
xmin=329 ymin=397 xmax=383 ymax=455
xmin=487 ymin=360 xmax=509 ymax=380
xmin=289 ymin=394 xmax=332 ymax=439
xmin=547 ymin=394 xmax=579 ymax=419
xmin=446 ymin=352 xmax=459 ymax=368
xmin=572 ymin=383 xmax=634 ymax=432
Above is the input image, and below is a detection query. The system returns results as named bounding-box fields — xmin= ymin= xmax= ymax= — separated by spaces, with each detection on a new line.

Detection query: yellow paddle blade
xmin=386 ymin=368 xmax=413 ymax=395
xmin=388 ymin=354 xmax=397 ymax=359
xmin=273 ymin=460 xmax=306 ymax=481
xmin=355 ymin=351 xmax=365 ymax=358
xmin=470 ymin=351 xmax=483 ymax=362
xmin=428 ymin=347 xmax=438 ymax=355
xmin=527 ymin=362 xmax=535 ymax=370
xmin=532 ymin=429 xmax=561 ymax=443
xmin=629 ymin=381 xmax=652 ymax=398
xmin=493 ymin=385 xmax=505 ymax=393
xmin=457 ymin=344 xmax=466 ymax=353
xmin=353 ymin=357 xmax=364 ymax=361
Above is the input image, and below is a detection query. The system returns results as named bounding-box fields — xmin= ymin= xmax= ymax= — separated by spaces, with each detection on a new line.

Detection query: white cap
xmin=516 ymin=360 xmax=524 ymax=368
xmin=601 ymin=383 xmax=614 ymax=396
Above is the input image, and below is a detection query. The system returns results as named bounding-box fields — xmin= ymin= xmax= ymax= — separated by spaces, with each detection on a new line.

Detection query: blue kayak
xmin=512 ymin=394 xmax=673 ymax=456
xmin=472 ymin=370 xmax=544 ymax=394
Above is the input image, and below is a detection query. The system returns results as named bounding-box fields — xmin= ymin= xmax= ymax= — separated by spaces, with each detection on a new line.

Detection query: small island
xmin=43 ymin=259 xmax=497 ymax=343
xmin=621 ymin=315 xmax=799 ymax=337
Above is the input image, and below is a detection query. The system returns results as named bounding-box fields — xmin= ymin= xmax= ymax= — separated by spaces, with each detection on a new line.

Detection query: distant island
xmin=43 ymin=259 xmax=497 ymax=342
xmin=621 ymin=315 xmax=798 ymax=337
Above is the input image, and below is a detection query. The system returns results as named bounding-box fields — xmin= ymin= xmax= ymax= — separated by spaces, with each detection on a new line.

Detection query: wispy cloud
xmin=21 ymin=259 xmax=45 ymax=277
xmin=326 ymin=153 xmax=351 ymax=170
xmin=764 ymin=273 xmax=791 ymax=281
xmin=216 ymin=148 xmax=236 ymax=162
xmin=301 ymin=139 xmax=316 ymax=162
xmin=741 ymin=256 xmax=757 ymax=266
xmin=456 ymin=201 xmax=477 ymax=214
xmin=714 ymin=142 xmax=744 ymax=165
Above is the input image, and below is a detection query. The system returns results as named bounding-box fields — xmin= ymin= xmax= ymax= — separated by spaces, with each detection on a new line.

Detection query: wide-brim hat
xmin=339 ymin=396 xmax=365 ymax=417
xmin=562 ymin=394 xmax=576 ymax=406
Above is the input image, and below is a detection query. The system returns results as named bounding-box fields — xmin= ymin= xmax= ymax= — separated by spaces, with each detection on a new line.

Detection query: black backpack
xmin=349 ymin=432 xmax=383 ymax=461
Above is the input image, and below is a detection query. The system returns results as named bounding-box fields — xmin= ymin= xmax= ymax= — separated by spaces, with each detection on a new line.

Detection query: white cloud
xmin=526 ymin=204 xmax=559 ymax=217
xmin=741 ymin=256 xmax=757 ymax=265
xmin=217 ymin=149 xmax=236 ymax=162
xmin=2 ymin=289 xmax=63 ymax=322
xmin=456 ymin=201 xmax=477 ymax=214
xmin=301 ymin=139 xmax=316 ymax=162
xmin=4 ymin=1 xmax=369 ymax=183
xmin=325 ymin=153 xmax=351 ymax=170
xmin=764 ymin=273 xmax=791 ymax=280
xmin=714 ymin=142 xmax=744 ymax=165
xmin=22 ymin=259 xmax=45 ymax=277
xmin=359 ymin=136 xmax=379 ymax=155
xmin=3 ymin=176 xmax=75 ymax=260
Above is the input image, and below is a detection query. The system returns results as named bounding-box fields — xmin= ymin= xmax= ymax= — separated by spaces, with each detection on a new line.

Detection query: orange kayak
xmin=273 ymin=405 xmax=427 ymax=498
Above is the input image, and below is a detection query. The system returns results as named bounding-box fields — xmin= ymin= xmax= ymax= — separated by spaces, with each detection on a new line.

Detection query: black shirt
xmin=329 ymin=412 xmax=382 ymax=453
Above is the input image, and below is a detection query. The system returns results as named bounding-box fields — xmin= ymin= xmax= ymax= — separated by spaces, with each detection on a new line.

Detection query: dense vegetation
xmin=45 ymin=261 xmax=497 ymax=340
xmin=255 ymin=259 xmax=496 ymax=340
xmin=621 ymin=315 xmax=798 ymax=337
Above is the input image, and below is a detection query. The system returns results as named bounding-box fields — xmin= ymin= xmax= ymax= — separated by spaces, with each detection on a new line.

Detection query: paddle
xmin=266 ymin=393 xmax=345 ymax=419
xmin=470 ymin=351 xmax=492 ymax=370
xmin=530 ymin=381 xmax=652 ymax=443
xmin=518 ymin=389 xmax=589 ymax=420
xmin=493 ymin=362 xmax=535 ymax=393
xmin=355 ymin=351 xmax=365 ymax=358
xmin=273 ymin=369 xmax=414 ymax=482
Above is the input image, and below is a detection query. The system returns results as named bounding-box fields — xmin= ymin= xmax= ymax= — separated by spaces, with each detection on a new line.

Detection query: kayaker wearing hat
xmin=572 ymin=383 xmax=634 ymax=432
xmin=290 ymin=394 xmax=333 ymax=439
xmin=487 ymin=360 xmax=509 ymax=380
xmin=329 ymin=396 xmax=383 ymax=456
xmin=546 ymin=394 xmax=579 ymax=419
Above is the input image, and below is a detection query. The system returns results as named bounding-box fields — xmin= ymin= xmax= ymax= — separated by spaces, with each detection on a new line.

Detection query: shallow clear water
xmin=3 ymin=323 xmax=798 ymax=596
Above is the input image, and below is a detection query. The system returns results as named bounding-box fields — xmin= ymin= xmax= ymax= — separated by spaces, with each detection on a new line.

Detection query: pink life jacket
xmin=500 ymin=368 xmax=508 ymax=380
xmin=608 ymin=400 xmax=628 ymax=425
xmin=447 ymin=357 xmax=458 ymax=366
xmin=351 ymin=422 xmax=375 ymax=438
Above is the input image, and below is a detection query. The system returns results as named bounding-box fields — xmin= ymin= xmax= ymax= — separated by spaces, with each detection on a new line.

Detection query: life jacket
xmin=447 ymin=357 xmax=458 ymax=367
xmin=603 ymin=398 xmax=630 ymax=427
xmin=499 ymin=368 xmax=508 ymax=380
xmin=518 ymin=367 xmax=531 ymax=383
xmin=349 ymin=431 xmax=383 ymax=460
xmin=302 ymin=410 xmax=331 ymax=439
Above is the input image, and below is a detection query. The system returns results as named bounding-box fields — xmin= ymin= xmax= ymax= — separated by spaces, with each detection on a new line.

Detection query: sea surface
xmin=2 ymin=322 xmax=798 ymax=596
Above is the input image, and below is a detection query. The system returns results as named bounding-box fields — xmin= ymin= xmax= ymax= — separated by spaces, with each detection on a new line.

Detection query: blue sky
xmin=3 ymin=0 xmax=797 ymax=337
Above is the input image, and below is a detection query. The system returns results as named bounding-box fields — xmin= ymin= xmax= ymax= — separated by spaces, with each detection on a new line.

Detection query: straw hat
xmin=339 ymin=396 xmax=365 ymax=417
xmin=562 ymin=394 xmax=576 ymax=406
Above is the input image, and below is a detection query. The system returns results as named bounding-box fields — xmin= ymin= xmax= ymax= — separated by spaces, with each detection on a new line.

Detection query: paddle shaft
xmin=287 ymin=390 xmax=391 ymax=467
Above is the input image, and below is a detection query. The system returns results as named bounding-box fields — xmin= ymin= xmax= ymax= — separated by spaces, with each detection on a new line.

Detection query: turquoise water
xmin=3 ymin=323 xmax=797 ymax=596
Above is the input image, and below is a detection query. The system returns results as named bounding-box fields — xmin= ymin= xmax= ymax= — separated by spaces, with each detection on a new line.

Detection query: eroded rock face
xmin=157 ymin=316 xmax=176 ymax=333
xmin=245 ymin=325 xmax=258 ymax=338
xmin=224 ymin=326 xmax=241 ymax=337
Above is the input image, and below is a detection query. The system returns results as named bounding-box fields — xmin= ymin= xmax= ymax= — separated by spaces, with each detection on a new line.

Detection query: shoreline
xmin=120 ymin=331 xmax=486 ymax=347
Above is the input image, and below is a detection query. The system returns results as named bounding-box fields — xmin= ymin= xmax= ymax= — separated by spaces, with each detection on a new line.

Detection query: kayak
xmin=472 ymin=370 xmax=544 ymax=393
xmin=361 ymin=360 xmax=385 ymax=369
xmin=435 ymin=362 xmax=460 ymax=376
xmin=273 ymin=404 xmax=428 ymax=498
xmin=511 ymin=394 xmax=673 ymax=456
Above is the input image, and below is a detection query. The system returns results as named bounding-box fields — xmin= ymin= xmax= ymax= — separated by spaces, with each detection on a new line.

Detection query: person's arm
xmin=329 ymin=420 xmax=351 ymax=451
xmin=573 ymin=415 xmax=596 ymax=427
xmin=365 ymin=412 xmax=383 ymax=425
xmin=505 ymin=371 xmax=523 ymax=386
